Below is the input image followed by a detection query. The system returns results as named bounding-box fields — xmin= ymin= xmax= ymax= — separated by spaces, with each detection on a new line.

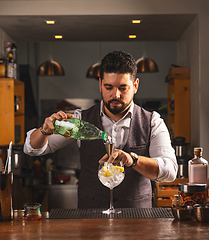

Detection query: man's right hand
xmin=42 ymin=111 xmax=73 ymax=135
xmin=30 ymin=111 xmax=73 ymax=149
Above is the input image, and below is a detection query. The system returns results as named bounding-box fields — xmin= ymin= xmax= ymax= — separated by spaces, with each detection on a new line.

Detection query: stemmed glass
xmin=98 ymin=143 xmax=125 ymax=214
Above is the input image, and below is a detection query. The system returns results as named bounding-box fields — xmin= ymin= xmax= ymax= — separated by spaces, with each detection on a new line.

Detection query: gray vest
xmin=78 ymin=102 xmax=153 ymax=209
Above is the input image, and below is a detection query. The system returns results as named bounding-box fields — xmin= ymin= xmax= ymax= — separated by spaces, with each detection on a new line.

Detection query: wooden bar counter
xmin=1 ymin=212 xmax=209 ymax=239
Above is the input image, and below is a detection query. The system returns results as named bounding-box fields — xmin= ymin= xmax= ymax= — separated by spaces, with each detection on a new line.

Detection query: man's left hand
xmin=99 ymin=149 xmax=133 ymax=167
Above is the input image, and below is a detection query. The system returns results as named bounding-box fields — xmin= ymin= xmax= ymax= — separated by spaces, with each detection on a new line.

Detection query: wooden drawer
xmin=155 ymin=178 xmax=188 ymax=207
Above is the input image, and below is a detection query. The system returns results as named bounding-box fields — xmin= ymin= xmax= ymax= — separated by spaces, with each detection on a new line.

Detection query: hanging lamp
xmin=136 ymin=42 xmax=158 ymax=73
xmin=86 ymin=42 xmax=101 ymax=80
xmin=37 ymin=59 xmax=65 ymax=76
xmin=86 ymin=62 xmax=100 ymax=80
xmin=37 ymin=43 xmax=65 ymax=76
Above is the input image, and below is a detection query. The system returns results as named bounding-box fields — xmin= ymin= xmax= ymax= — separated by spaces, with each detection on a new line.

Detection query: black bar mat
xmin=49 ymin=208 xmax=173 ymax=219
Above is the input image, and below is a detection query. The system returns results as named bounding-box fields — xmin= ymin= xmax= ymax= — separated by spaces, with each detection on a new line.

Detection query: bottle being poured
xmin=53 ymin=117 xmax=108 ymax=141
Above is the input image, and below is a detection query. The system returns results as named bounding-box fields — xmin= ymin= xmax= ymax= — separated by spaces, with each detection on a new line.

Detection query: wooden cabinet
xmin=166 ymin=68 xmax=190 ymax=143
xmin=0 ymin=78 xmax=25 ymax=146
xmin=155 ymin=178 xmax=188 ymax=207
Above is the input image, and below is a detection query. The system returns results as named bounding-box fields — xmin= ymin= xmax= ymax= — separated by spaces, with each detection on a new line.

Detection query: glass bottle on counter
xmin=11 ymin=43 xmax=18 ymax=79
xmin=53 ymin=117 xmax=108 ymax=141
xmin=188 ymin=147 xmax=208 ymax=184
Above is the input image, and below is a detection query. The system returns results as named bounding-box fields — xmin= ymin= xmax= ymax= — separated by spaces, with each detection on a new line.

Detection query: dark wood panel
xmin=0 ymin=215 xmax=209 ymax=239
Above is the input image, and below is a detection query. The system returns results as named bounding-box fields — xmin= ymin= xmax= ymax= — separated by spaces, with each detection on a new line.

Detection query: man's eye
xmin=105 ymin=87 xmax=113 ymax=90
xmin=119 ymin=87 xmax=128 ymax=91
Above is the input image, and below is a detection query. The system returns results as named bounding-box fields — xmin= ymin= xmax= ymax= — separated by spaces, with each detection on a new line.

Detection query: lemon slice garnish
xmin=102 ymin=165 xmax=124 ymax=177
xmin=103 ymin=169 xmax=113 ymax=177
xmin=114 ymin=166 xmax=124 ymax=172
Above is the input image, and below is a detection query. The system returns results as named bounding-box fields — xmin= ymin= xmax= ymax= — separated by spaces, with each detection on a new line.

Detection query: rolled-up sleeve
xmin=23 ymin=128 xmax=75 ymax=156
xmin=23 ymin=129 xmax=48 ymax=156
xmin=149 ymin=111 xmax=178 ymax=182
xmin=23 ymin=109 xmax=82 ymax=156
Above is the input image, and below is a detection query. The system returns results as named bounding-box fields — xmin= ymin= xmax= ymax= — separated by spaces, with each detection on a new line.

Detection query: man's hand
xmin=99 ymin=148 xmax=159 ymax=180
xmin=99 ymin=149 xmax=133 ymax=167
xmin=42 ymin=111 xmax=73 ymax=136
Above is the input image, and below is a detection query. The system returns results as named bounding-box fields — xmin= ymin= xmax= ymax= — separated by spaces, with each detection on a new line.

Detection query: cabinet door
xmin=14 ymin=79 xmax=25 ymax=145
xmin=0 ymin=78 xmax=25 ymax=146
xmin=0 ymin=79 xmax=15 ymax=145
xmin=174 ymin=78 xmax=190 ymax=143
xmin=167 ymin=72 xmax=190 ymax=143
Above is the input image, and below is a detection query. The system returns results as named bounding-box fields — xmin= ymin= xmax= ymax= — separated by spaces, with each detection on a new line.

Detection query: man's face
xmin=99 ymin=73 xmax=139 ymax=117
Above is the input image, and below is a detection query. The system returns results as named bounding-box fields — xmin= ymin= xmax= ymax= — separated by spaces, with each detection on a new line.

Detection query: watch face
xmin=130 ymin=152 xmax=138 ymax=159
xmin=130 ymin=152 xmax=138 ymax=167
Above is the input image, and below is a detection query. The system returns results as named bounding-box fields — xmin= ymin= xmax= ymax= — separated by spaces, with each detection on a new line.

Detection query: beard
xmin=103 ymin=98 xmax=131 ymax=115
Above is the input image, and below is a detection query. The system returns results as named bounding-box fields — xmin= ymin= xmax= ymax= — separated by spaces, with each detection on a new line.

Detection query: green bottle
xmin=53 ymin=118 xmax=108 ymax=141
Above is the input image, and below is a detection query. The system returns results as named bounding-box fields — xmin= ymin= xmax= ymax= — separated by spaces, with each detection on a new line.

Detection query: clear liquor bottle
xmin=188 ymin=147 xmax=208 ymax=184
xmin=53 ymin=117 xmax=108 ymax=141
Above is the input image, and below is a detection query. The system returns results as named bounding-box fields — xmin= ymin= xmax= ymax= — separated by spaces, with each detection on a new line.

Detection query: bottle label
xmin=55 ymin=119 xmax=75 ymax=129
xmin=7 ymin=63 xmax=14 ymax=78
xmin=189 ymin=164 xmax=208 ymax=184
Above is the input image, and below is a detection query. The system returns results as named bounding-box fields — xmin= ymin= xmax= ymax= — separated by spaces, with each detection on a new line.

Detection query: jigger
xmin=104 ymin=143 xmax=114 ymax=157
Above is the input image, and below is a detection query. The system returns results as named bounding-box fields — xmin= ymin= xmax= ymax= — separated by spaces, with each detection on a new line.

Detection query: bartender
xmin=24 ymin=50 xmax=177 ymax=209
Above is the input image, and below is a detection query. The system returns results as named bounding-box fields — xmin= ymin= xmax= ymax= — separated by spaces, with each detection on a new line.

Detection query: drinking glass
xmin=23 ymin=203 xmax=42 ymax=221
xmin=98 ymin=143 xmax=125 ymax=214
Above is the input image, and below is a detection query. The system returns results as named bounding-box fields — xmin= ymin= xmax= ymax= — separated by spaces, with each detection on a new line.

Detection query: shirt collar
xmin=100 ymin=100 xmax=134 ymax=120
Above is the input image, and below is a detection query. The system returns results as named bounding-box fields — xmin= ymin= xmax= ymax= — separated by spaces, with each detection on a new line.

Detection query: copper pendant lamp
xmin=37 ymin=43 xmax=65 ymax=76
xmin=136 ymin=57 xmax=158 ymax=73
xmin=136 ymin=42 xmax=159 ymax=73
xmin=37 ymin=60 xmax=65 ymax=76
xmin=86 ymin=62 xmax=100 ymax=80
xmin=86 ymin=42 xmax=101 ymax=80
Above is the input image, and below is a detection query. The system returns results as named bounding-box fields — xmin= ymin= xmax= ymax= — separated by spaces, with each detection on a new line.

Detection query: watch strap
xmin=129 ymin=152 xmax=138 ymax=168
xmin=40 ymin=125 xmax=53 ymax=136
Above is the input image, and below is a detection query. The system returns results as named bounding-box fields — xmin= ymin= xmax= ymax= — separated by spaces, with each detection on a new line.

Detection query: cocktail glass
xmin=98 ymin=143 xmax=125 ymax=214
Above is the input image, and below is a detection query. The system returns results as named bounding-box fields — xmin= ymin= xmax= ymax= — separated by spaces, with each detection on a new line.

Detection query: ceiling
xmin=0 ymin=14 xmax=197 ymax=42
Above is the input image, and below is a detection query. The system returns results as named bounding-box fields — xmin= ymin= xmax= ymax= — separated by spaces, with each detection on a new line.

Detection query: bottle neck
xmin=99 ymin=131 xmax=108 ymax=141
xmin=194 ymin=153 xmax=202 ymax=159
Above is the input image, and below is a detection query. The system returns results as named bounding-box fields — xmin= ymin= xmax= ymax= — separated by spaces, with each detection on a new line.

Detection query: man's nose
xmin=113 ymin=88 xmax=120 ymax=98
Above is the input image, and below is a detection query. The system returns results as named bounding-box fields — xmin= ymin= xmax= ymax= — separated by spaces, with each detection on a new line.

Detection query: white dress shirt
xmin=24 ymin=101 xmax=178 ymax=183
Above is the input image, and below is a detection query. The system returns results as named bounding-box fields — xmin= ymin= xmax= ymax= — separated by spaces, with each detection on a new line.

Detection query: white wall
xmin=199 ymin=2 xmax=209 ymax=160
xmin=16 ymin=40 xmax=176 ymax=130
xmin=16 ymin=41 xmax=176 ymax=101
xmin=177 ymin=16 xmax=199 ymax=154
xmin=34 ymin=42 xmax=176 ymax=99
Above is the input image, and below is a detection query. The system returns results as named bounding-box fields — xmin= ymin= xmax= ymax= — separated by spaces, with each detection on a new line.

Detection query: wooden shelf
xmin=156 ymin=178 xmax=188 ymax=207
xmin=0 ymin=78 xmax=25 ymax=146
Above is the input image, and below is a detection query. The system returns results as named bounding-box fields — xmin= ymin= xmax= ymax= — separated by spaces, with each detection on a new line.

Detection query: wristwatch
xmin=129 ymin=152 xmax=138 ymax=168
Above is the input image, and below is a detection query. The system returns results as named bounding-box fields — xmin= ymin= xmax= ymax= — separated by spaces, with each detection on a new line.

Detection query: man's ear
xmin=134 ymin=78 xmax=140 ymax=94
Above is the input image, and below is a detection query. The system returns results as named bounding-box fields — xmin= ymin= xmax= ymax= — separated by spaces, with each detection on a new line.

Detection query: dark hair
xmin=100 ymin=51 xmax=137 ymax=81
